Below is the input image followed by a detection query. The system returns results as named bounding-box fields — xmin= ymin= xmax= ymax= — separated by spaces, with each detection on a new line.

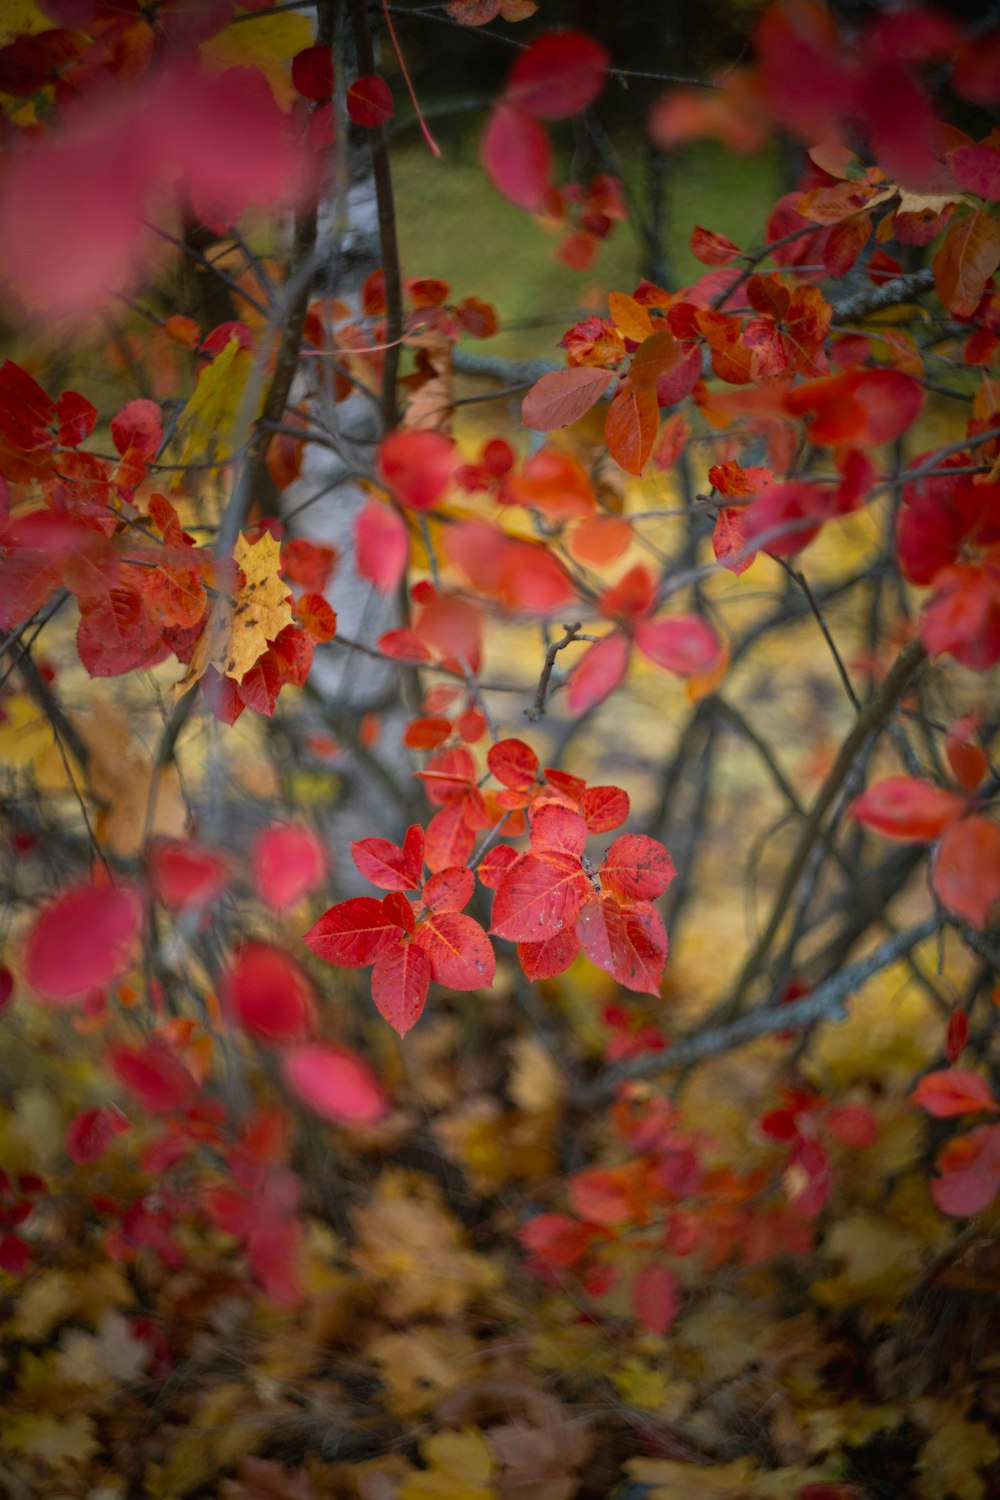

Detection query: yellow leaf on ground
xmin=399 ymin=1428 xmax=497 ymax=1500
xmin=811 ymin=1213 xmax=925 ymax=1315
xmin=1 ymin=1411 xmax=98 ymax=1473
xmin=917 ymin=1408 xmax=1000 ymax=1500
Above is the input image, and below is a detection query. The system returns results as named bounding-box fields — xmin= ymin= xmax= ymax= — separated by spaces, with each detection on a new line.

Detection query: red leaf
xmin=382 ymin=892 xmax=416 ymax=935
xmin=933 ymin=208 xmax=1000 ymax=318
xmin=413 ymin=910 xmax=496 ymax=989
xmin=77 ymin=587 xmax=161 ymax=678
xmin=56 ymin=390 xmax=97 ymax=447
xmin=522 ymin=366 xmax=611 ymax=431
xmin=713 ymin=506 xmax=756 ymax=575
xmin=518 ymin=927 xmax=581 ymax=980
xmin=481 ymin=103 xmax=551 ymax=210
xmin=296 ymin=591 xmax=337 ymax=642
xmin=0 ymin=359 xmax=56 ymax=449
xmin=422 ymin=798 xmax=476 ymax=873
xmin=580 ymin=785 xmax=630 ymax=834
xmin=945 ymin=715 xmax=987 ymax=794
xmin=110 ymin=1041 xmax=198 ymax=1114
xmin=921 ymin=562 xmax=1000 ymax=672
xmin=283 ymin=1043 xmax=388 ymax=1123
xmin=253 ymin=823 xmax=328 ymax=912
xmin=238 ymin=651 xmax=282 ymax=717
xmin=487 ymin=737 xmax=539 ymax=791
xmin=932 ymin=815 xmax=1000 ymax=928
xmin=946 ymin=1009 xmax=970 ymax=1063
xmin=347 ymin=74 xmax=393 ymax=127
xmin=530 ymin=801 xmax=588 ymax=858
xmin=352 ymin=825 xmax=425 ymax=891
xmin=823 ymin=1103 xmax=878 ymax=1148
xmin=281 ymin=537 xmax=338 ymax=592
xmin=913 ymin=1068 xmax=999 ymax=1117
xmin=600 ymin=834 xmax=676 ymax=902
xmin=65 ymin=1106 xmax=129 ymax=1165
xmin=567 ymin=632 xmax=630 ymax=714
xmin=577 ymin=895 xmax=668 ymax=995
xmin=302 ymin=897 xmax=402 ymax=967
xmin=477 ymin=843 xmax=521 ymax=890
xmin=520 ymin=1212 xmax=594 ymax=1267
xmin=605 ymin=378 xmax=658 ymax=475
xmin=505 ymin=31 xmax=608 ymax=120
xmin=292 ymin=45 xmax=333 ymax=101
xmin=371 ymin=941 xmax=432 ymax=1036
xmin=24 ymin=881 xmax=142 ymax=1001
xmin=848 ymin=777 xmax=967 ymax=841
xmin=148 ymin=838 xmax=230 ymax=911
xmin=690 ymin=225 xmax=742 ymax=266
xmin=377 ymin=429 xmax=455 ymax=510
xmin=932 ymin=1123 xmax=1000 ymax=1216
xmin=947 ymin=143 xmax=1000 ymax=202
xmin=490 ymin=851 xmax=591 ymax=942
xmin=224 ymin=941 xmax=315 ymax=1043
xmin=634 ymin=615 xmax=723 ymax=678
xmin=421 ymin=866 xmax=475 ymax=912
xmin=633 ymin=1262 xmax=679 ymax=1335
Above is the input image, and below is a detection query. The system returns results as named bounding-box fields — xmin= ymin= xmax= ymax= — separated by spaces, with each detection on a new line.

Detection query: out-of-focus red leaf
xmin=633 ymin=1261 xmax=679 ymax=1334
xmin=356 ymin=499 xmax=409 ymax=595
xmin=65 ymin=1106 xmax=129 ymax=1165
xmin=948 ymin=143 xmax=1000 ymax=202
xmin=481 ymin=103 xmax=551 ymax=210
xmin=946 ymin=1009 xmax=970 ymax=1063
xmin=506 ymin=30 xmax=607 ymax=119
xmin=921 ymin=563 xmax=1000 ymax=672
xmin=283 ymin=1043 xmax=388 ymax=1122
xmin=378 ymin=429 xmax=455 ymax=510
xmin=932 ymin=815 xmax=1000 ymax=928
xmin=24 ymin=881 xmax=142 ymax=1001
xmin=849 ymin=776 xmax=967 ymax=841
xmin=77 ymin=587 xmax=161 ymax=678
xmin=567 ymin=632 xmax=630 ymax=714
xmin=522 ymin=366 xmax=611 ymax=430
xmin=292 ymin=45 xmax=333 ymax=101
xmin=56 ymin=390 xmax=97 ymax=447
xmin=296 ymin=592 xmax=337 ymax=642
xmin=148 ymin=837 xmax=229 ymax=911
xmin=931 ymin=1123 xmax=1000 ymax=1215
xmin=282 ymin=537 xmax=338 ymax=592
xmin=945 ymin=715 xmax=987 ymax=793
xmin=225 ymin=941 xmax=315 ymax=1044
xmin=913 ymin=1068 xmax=999 ymax=1117
xmin=110 ymin=1040 xmax=198 ymax=1114
xmin=347 ymin=74 xmax=393 ymax=127
xmin=634 ymin=615 xmax=723 ymax=679
xmin=253 ymin=823 xmax=328 ymax=912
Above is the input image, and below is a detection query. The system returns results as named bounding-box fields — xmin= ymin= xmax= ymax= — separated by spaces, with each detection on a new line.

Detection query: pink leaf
xmin=148 ymin=838 xmax=230 ymax=912
xmin=24 ymin=882 xmax=142 ymax=1002
xmin=567 ymin=632 xmax=630 ymax=714
xmin=912 ymin=1069 xmax=999 ymax=1118
xmin=110 ymin=1041 xmax=198 ymax=1114
xmin=224 ymin=941 xmax=316 ymax=1044
xmin=931 ymin=1123 xmax=1000 ymax=1216
xmin=849 ymin=777 xmax=967 ymax=842
xmin=378 ymin=429 xmax=455 ymax=510
xmin=522 ymin=366 xmax=611 ymax=431
xmin=505 ymin=31 xmax=608 ymax=119
xmin=284 ymin=1043 xmax=387 ymax=1123
xmin=481 ymin=103 xmax=551 ymax=210
xmin=65 ymin=1106 xmax=129 ymax=1165
xmin=932 ymin=815 xmax=1000 ymax=928
xmin=252 ymin=823 xmax=328 ymax=912
xmin=634 ymin=615 xmax=723 ymax=678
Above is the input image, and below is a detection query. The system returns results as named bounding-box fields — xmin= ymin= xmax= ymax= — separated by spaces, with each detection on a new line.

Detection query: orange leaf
xmin=933 ymin=208 xmax=1000 ymax=318
xmin=605 ymin=378 xmax=658 ymax=475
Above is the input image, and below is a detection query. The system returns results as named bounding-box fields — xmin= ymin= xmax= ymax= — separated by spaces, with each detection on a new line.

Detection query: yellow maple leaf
xmin=811 ymin=1212 xmax=925 ymax=1315
xmin=917 ymin=1409 xmax=1000 ymax=1500
xmin=625 ymin=1456 xmax=758 ymax=1498
xmin=173 ymin=529 xmax=294 ymax=696
xmin=399 ymin=1428 xmax=497 ymax=1500
xmin=2 ymin=1411 xmax=99 ymax=1473
xmin=173 ymin=336 xmax=256 ymax=467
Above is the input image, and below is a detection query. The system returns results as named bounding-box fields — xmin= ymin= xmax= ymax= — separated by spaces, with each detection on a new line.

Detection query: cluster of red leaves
xmin=302 ymin=738 xmax=676 ymax=1033
xmin=913 ymin=1069 xmax=1000 ymax=1216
